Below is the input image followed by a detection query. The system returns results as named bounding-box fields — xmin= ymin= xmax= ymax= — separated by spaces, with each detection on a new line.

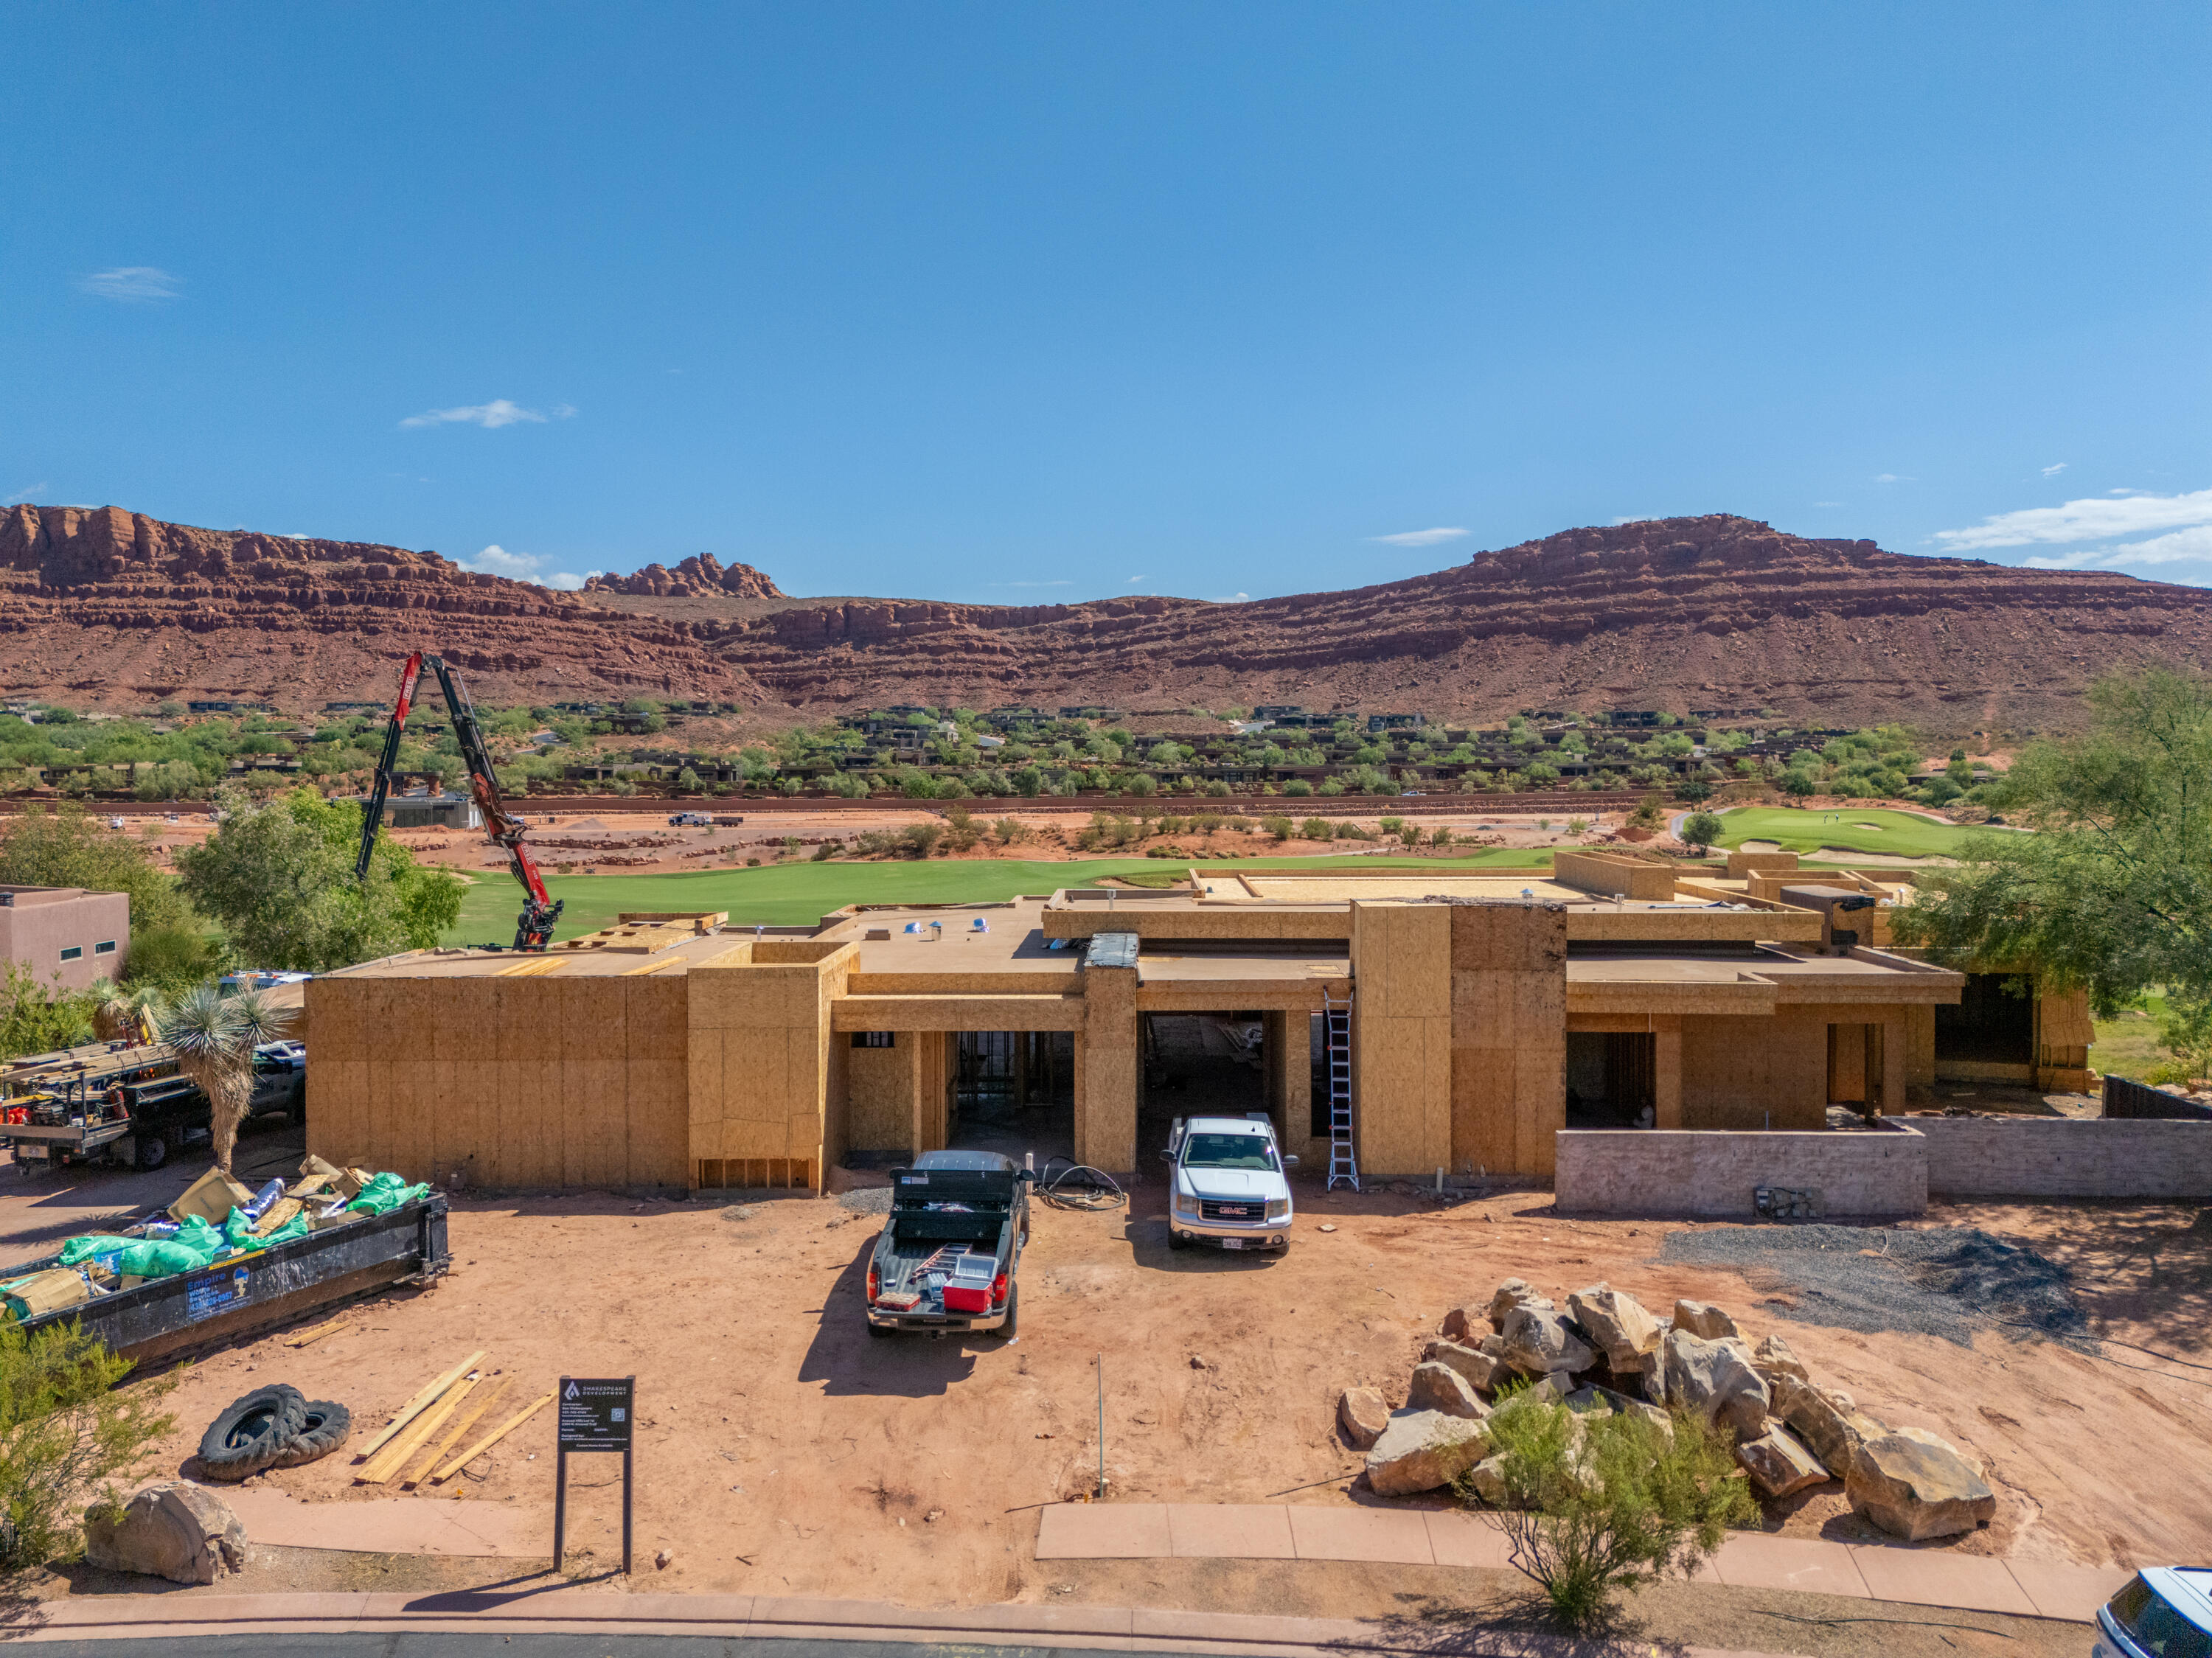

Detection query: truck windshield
xmin=2108 ymin=1578 xmax=2212 ymax=1658
xmin=1182 ymin=1133 xmax=1277 ymax=1171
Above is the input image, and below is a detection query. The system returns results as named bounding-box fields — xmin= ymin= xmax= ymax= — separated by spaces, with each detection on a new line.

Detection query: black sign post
xmin=553 ymin=1375 xmax=634 ymax=1575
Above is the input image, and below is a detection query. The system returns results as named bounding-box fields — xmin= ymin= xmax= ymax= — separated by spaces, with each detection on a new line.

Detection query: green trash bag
xmin=59 ymin=1223 xmax=225 ymax=1280
xmin=223 ymin=1205 xmax=313 ymax=1251
xmin=347 ymin=1171 xmax=431 ymax=1216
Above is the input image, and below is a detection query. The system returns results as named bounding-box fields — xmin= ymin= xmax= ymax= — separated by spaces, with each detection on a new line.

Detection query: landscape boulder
xmin=1488 ymin=1278 xmax=1553 ymax=1329
xmin=1653 ymin=1330 xmax=1769 ymax=1437
xmin=1672 ymin=1300 xmax=1740 ymax=1340
xmin=1771 ymin=1375 xmax=1881 ymax=1476
xmin=1567 ymin=1283 xmax=1664 ymax=1373
xmin=1422 ymin=1338 xmax=1505 ymax=1395
xmin=1364 ymin=1409 xmax=1489 ymax=1497
xmin=1846 ymin=1427 xmax=1996 ymax=1541
xmin=1751 ymin=1333 xmax=1809 ymax=1383
xmin=1566 ymin=1383 xmax=1674 ymax=1439
xmin=1500 ymin=1304 xmax=1596 ymax=1377
xmin=1465 ymin=1453 xmax=1512 ymax=1508
xmin=84 ymin=1482 xmax=247 ymax=1585
xmin=1406 ymin=1362 xmax=1489 ymax=1421
xmin=1735 ymin=1425 xmax=1831 ymax=1498
xmin=1337 ymin=1385 xmax=1391 ymax=1450
xmin=1439 ymin=1305 xmax=1484 ymax=1343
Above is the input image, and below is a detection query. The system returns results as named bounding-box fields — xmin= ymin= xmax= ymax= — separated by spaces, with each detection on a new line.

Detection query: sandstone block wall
xmin=1916 ymin=1116 xmax=2212 ymax=1199
xmin=1554 ymin=1125 xmax=1928 ymax=1217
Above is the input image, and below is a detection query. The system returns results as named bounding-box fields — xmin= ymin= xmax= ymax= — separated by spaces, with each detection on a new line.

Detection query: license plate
xmin=1220 ymin=1237 xmax=1245 ymax=1250
xmin=15 ymin=1145 xmax=46 ymax=1160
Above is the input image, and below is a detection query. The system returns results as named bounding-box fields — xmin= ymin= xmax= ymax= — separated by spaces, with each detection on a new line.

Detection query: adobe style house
xmin=0 ymin=886 xmax=130 ymax=993
xmin=301 ymin=850 xmax=2076 ymax=1194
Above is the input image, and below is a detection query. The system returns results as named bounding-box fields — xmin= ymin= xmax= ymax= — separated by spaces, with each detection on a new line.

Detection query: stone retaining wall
xmin=1915 ymin=1115 xmax=2212 ymax=1199
xmin=1554 ymin=1124 xmax=1928 ymax=1218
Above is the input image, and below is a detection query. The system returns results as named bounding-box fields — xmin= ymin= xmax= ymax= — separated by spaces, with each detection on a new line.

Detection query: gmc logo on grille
xmin=1216 ymin=1205 xmax=1253 ymax=1217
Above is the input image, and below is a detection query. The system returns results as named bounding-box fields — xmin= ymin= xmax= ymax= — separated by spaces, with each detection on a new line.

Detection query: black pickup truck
xmin=863 ymin=1150 xmax=1031 ymax=1338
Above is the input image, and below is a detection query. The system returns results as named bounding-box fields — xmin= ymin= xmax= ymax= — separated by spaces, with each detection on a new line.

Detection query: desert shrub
xmin=902 ymin=822 xmax=943 ymax=857
xmin=992 ymin=817 xmax=1026 ymax=844
xmin=1463 ymin=1398 xmax=1753 ymax=1629
xmin=1334 ymin=821 xmax=1371 ymax=840
xmin=1378 ymin=816 xmax=1405 ymax=837
xmin=810 ymin=840 xmax=838 ymax=862
xmin=1399 ymin=823 xmax=1422 ymax=848
xmin=0 ymin=964 xmax=100 ymax=1065
xmin=1566 ymin=818 xmax=1589 ymax=836
xmin=1430 ymin=826 xmax=1453 ymax=847
xmin=1192 ymin=813 xmax=1222 ymax=836
xmin=0 ymin=1320 xmax=178 ymax=1579
xmin=1283 ymin=779 xmax=1313 ymax=796
xmin=1629 ymin=791 xmax=1665 ymax=829
xmin=1299 ymin=816 xmax=1332 ymax=841
xmin=1262 ymin=815 xmax=1293 ymax=843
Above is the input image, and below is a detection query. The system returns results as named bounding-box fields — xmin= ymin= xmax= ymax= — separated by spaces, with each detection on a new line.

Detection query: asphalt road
xmin=13 ymin=1640 xmax=1168 ymax=1658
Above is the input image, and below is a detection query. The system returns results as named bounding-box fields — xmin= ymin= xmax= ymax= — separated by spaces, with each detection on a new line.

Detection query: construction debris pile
xmin=1 ymin=1156 xmax=427 ymax=1319
xmin=1338 ymin=1277 xmax=1998 ymax=1543
xmin=349 ymin=1350 xmax=551 ymax=1489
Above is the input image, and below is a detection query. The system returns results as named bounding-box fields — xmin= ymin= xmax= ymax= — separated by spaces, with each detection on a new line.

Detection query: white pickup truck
xmin=1161 ymin=1113 xmax=1298 ymax=1252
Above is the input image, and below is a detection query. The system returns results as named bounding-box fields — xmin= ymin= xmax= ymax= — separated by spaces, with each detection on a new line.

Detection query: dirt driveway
xmin=3 ymin=1152 xmax=2205 ymax=1615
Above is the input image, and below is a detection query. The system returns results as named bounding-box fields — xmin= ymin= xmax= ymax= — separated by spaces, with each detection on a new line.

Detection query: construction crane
xmin=354 ymin=651 xmax=563 ymax=951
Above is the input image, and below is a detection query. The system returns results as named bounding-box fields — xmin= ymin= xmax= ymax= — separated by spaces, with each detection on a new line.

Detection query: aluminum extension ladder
xmin=1323 ymin=988 xmax=1359 ymax=1191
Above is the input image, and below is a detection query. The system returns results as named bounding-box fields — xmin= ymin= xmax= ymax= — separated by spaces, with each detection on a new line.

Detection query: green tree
xmin=0 ymin=964 xmax=99 ymax=1064
xmin=0 ymin=1320 xmax=178 ymax=1580
xmin=1894 ymin=671 xmax=2212 ymax=1022
xmin=175 ymin=787 xmax=463 ymax=972
xmin=1680 ymin=810 xmax=1722 ymax=853
xmin=0 ymin=804 xmax=194 ymax=935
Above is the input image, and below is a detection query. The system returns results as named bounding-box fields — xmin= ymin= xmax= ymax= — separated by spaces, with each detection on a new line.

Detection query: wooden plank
xmin=356 ymin=1348 xmax=487 ymax=1459
xmin=430 ymin=1390 xmax=554 ymax=1483
xmin=408 ymin=1376 xmax=512 ymax=1487
xmin=282 ymin=1317 xmax=349 ymax=1349
xmin=361 ymin=1376 xmax=477 ymax=1485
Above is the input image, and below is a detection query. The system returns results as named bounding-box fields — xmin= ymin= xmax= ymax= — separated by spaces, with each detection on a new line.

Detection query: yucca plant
xmin=159 ymin=985 xmax=289 ymax=1174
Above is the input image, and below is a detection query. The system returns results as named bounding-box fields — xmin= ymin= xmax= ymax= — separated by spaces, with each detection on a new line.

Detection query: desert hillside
xmin=4 ymin=504 xmax=2207 ymax=731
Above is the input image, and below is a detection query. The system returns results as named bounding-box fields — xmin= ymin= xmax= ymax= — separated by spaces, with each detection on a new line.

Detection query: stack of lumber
xmin=350 ymin=1348 xmax=553 ymax=1488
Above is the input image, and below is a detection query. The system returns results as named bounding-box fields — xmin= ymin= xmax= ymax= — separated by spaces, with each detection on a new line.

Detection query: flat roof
xmin=322 ymin=930 xmax=749 ymax=980
xmin=824 ymin=900 xmax=1082 ymax=978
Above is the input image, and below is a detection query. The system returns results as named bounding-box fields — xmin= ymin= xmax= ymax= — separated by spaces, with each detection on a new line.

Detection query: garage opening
xmin=1565 ymin=1031 xmax=1656 ymax=1127
xmin=1139 ymin=1012 xmax=1267 ymax=1157
xmin=949 ymin=1031 xmax=1074 ymax=1164
xmin=1935 ymin=973 xmax=2035 ymax=1071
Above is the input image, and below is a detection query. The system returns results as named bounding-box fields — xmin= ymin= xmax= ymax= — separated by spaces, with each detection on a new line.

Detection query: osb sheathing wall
xmin=1348 ymin=903 xmax=1453 ymax=1177
xmin=305 ymin=975 xmax=689 ymax=1190
xmin=685 ymin=941 xmax=857 ymax=1190
xmin=846 ymin=1031 xmax=955 ymax=1156
xmin=1447 ymin=902 xmax=1567 ymax=1178
xmin=1679 ymin=1003 xmax=1910 ymax=1129
xmin=1076 ymin=961 xmax=1138 ymax=1173
xmin=1552 ymin=851 xmax=1676 ymax=901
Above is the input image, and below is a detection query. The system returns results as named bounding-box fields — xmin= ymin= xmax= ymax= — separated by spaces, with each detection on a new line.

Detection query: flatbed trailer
xmin=1 ymin=1193 xmax=449 ymax=1368
xmin=2 ymin=1038 xmax=305 ymax=1174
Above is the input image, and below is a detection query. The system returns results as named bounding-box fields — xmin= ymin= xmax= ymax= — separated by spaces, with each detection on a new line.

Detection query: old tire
xmin=134 ymin=1133 xmax=168 ymax=1171
xmin=198 ymin=1384 xmax=307 ymax=1481
xmin=271 ymin=1399 xmax=352 ymax=1469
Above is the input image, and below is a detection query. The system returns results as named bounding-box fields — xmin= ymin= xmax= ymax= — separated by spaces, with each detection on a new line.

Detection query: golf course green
xmin=1708 ymin=805 xmax=1980 ymax=860
xmin=439 ymin=846 xmax=1557 ymax=945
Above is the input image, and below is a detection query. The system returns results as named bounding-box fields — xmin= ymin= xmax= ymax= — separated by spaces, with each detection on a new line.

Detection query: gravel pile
xmin=1657 ymin=1225 xmax=2095 ymax=1351
xmin=836 ymin=1185 xmax=894 ymax=1216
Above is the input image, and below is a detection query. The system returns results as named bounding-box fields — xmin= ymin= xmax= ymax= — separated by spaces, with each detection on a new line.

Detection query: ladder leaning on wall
xmin=1322 ymin=988 xmax=1359 ymax=1191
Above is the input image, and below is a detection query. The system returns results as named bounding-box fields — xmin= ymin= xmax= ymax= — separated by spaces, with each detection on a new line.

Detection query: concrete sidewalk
xmin=1034 ymin=1502 xmax=2129 ymax=1625
xmin=219 ymin=1488 xmax=549 ymax=1558
xmin=2 ymin=1589 xmax=1799 ymax=1656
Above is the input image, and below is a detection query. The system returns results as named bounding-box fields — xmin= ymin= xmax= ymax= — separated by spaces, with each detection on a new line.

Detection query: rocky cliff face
xmin=4 ymin=505 xmax=2207 ymax=730
xmin=582 ymin=552 xmax=781 ymax=600
xmin=0 ymin=504 xmax=764 ymax=706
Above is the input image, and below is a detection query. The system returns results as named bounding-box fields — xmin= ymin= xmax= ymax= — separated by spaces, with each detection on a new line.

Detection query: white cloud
xmin=1210 ymin=592 xmax=1251 ymax=603
xmin=458 ymin=544 xmax=596 ymax=588
xmin=78 ymin=266 xmax=181 ymax=302
xmin=1932 ymin=487 xmax=2212 ymax=551
xmin=1873 ymin=473 xmax=1913 ymax=484
xmin=2021 ymin=549 xmax=2106 ymax=570
xmin=1126 ymin=574 xmax=1147 ymax=585
xmin=1813 ymin=501 xmax=1843 ymax=508
xmin=2040 ymin=462 xmax=2068 ymax=477
xmin=3 ymin=483 xmax=48 ymax=506
xmin=399 ymin=399 xmax=548 ymax=430
xmin=2109 ymin=523 xmax=2212 ymax=565
xmin=552 ymin=403 xmax=577 ymax=419
xmin=1371 ymin=526 xmax=1469 ymax=547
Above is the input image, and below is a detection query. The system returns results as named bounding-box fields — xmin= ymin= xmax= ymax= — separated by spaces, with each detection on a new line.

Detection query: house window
xmin=60 ymin=946 xmax=83 ymax=961
xmin=94 ymin=940 xmax=116 ymax=955
xmin=850 ymin=1031 xmax=895 ymax=1049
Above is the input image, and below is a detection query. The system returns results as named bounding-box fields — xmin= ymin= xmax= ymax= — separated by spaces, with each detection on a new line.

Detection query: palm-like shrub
xmin=159 ymin=985 xmax=289 ymax=1173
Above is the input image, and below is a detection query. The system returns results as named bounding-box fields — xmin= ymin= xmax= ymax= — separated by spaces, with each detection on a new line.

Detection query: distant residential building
xmin=1251 ymin=704 xmax=1304 ymax=720
xmin=355 ymin=793 xmax=483 ymax=831
xmin=1366 ymin=713 xmax=1426 ymax=733
xmin=0 ymin=886 xmax=129 ymax=992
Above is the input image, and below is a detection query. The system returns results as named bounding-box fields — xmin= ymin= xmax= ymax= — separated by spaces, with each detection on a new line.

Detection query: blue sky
xmin=4 ymin=3 xmax=2208 ymax=601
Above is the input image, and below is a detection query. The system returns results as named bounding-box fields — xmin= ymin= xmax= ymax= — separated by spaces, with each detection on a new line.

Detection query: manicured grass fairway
xmin=440 ymin=847 xmax=1554 ymax=945
xmin=1711 ymin=806 xmax=1980 ymax=860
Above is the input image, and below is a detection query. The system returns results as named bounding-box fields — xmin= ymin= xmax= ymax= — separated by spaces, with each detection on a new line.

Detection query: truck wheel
xmin=135 ymin=1134 xmax=168 ymax=1171
xmin=998 ymin=1283 xmax=1018 ymax=1338
xmin=272 ymin=1399 xmax=352 ymax=1468
xmin=1167 ymin=1228 xmax=1189 ymax=1251
xmin=198 ymin=1384 xmax=308 ymax=1482
xmin=866 ymin=1318 xmax=893 ymax=1339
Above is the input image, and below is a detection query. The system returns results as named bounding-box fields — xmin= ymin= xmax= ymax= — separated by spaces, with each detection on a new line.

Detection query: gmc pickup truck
xmin=1163 ymin=1113 xmax=1298 ymax=1252
xmin=864 ymin=1150 xmax=1031 ymax=1337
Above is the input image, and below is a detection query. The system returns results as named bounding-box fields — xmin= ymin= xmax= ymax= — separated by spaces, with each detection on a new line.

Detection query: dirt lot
xmin=6 ymin=1141 xmax=2202 ymax=1620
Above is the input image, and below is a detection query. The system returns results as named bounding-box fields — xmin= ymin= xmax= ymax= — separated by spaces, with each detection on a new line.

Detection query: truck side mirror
xmin=1282 ymin=1154 xmax=1300 ymax=1167
xmin=1158 ymin=1149 xmax=1175 ymax=1163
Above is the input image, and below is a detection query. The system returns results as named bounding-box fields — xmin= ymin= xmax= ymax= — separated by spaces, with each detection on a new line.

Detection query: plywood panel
xmin=626 ymin=1058 xmax=686 ymax=1187
xmin=308 ymin=1058 xmax=370 ymax=1168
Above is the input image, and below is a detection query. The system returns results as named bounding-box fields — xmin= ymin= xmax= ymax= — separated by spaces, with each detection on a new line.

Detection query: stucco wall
xmin=1916 ymin=1115 xmax=2212 ymax=1199
xmin=0 ymin=888 xmax=130 ymax=992
xmin=1555 ymin=1124 xmax=1928 ymax=1217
